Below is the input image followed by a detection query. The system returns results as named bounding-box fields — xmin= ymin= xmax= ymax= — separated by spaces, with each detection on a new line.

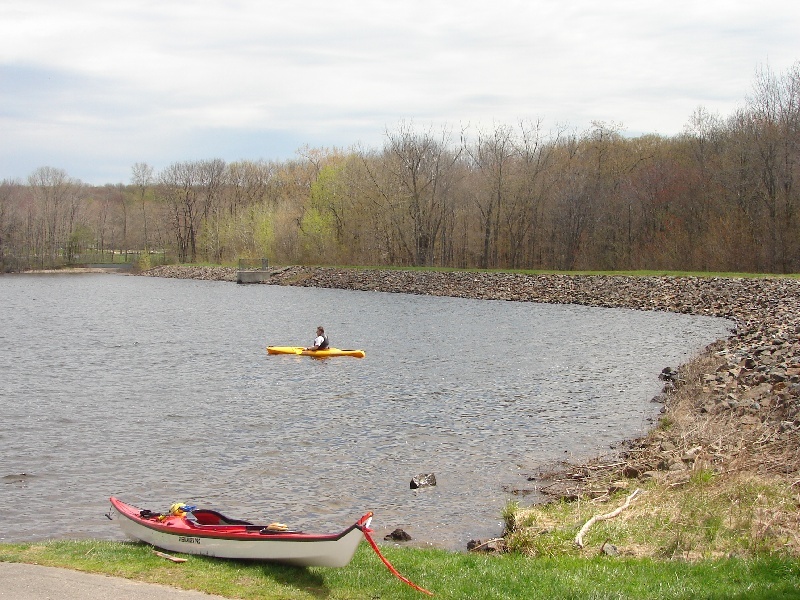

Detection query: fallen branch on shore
xmin=467 ymin=538 xmax=505 ymax=552
xmin=153 ymin=550 xmax=187 ymax=563
xmin=575 ymin=488 xmax=642 ymax=549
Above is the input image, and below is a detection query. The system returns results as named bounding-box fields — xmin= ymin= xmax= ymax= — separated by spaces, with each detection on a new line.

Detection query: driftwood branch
xmin=575 ymin=488 xmax=642 ymax=548
xmin=468 ymin=538 xmax=505 ymax=552
xmin=153 ymin=550 xmax=188 ymax=563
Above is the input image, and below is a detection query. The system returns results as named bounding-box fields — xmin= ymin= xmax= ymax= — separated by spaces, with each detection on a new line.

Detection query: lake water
xmin=0 ymin=273 xmax=732 ymax=549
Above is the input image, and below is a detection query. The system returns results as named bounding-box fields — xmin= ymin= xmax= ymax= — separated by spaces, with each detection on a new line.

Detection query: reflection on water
xmin=0 ymin=274 xmax=731 ymax=549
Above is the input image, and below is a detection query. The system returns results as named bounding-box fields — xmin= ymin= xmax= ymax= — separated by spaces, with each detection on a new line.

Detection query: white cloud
xmin=1 ymin=0 xmax=799 ymax=183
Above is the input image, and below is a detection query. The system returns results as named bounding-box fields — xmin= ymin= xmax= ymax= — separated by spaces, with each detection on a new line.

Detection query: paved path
xmin=0 ymin=563 xmax=229 ymax=600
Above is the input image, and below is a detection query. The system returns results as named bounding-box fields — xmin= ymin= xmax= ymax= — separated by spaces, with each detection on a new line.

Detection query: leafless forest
xmin=2 ymin=64 xmax=799 ymax=273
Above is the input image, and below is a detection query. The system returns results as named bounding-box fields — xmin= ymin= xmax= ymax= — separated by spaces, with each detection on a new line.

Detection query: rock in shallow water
xmin=410 ymin=473 xmax=437 ymax=489
xmin=384 ymin=528 xmax=412 ymax=541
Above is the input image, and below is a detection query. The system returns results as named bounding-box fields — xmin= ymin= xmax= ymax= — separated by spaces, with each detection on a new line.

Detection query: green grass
xmin=2 ymin=540 xmax=800 ymax=599
xmin=505 ymin=471 xmax=800 ymax=563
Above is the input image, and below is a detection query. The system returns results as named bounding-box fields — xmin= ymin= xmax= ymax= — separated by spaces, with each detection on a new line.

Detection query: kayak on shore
xmin=108 ymin=497 xmax=432 ymax=593
xmin=109 ymin=496 xmax=371 ymax=567
xmin=267 ymin=346 xmax=366 ymax=358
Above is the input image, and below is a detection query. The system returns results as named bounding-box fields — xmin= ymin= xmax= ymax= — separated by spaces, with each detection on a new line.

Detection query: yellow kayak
xmin=267 ymin=346 xmax=366 ymax=359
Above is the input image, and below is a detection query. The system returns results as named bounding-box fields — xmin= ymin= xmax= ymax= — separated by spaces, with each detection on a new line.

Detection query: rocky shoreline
xmin=143 ymin=265 xmax=800 ymax=489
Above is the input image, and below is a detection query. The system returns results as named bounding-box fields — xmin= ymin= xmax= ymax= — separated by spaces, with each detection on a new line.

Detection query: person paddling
xmin=306 ymin=326 xmax=329 ymax=351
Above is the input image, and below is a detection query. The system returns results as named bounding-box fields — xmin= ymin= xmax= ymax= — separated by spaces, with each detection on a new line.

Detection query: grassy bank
xmin=504 ymin=471 xmax=800 ymax=559
xmin=2 ymin=539 xmax=800 ymax=599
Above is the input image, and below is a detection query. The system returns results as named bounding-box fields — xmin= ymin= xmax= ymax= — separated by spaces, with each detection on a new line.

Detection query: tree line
xmin=1 ymin=63 xmax=799 ymax=274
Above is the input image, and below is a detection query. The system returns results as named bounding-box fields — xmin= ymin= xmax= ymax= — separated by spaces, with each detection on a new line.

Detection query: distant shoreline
xmin=15 ymin=268 xmax=123 ymax=274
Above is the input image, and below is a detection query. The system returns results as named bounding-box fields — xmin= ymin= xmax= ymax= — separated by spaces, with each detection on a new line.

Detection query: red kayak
xmin=109 ymin=497 xmax=371 ymax=567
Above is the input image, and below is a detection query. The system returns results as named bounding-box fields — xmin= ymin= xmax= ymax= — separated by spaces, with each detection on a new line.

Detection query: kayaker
xmin=306 ymin=326 xmax=329 ymax=351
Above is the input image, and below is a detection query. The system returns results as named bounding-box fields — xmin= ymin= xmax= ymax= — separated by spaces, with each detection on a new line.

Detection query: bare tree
xmin=749 ymin=62 xmax=800 ymax=271
xmin=366 ymin=122 xmax=463 ymax=266
xmin=131 ymin=162 xmax=153 ymax=251
xmin=0 ymin=179 xmax=24 ymax=270
xmin=27 ymin=167 xmax=83 ymax=266
xmin=196 ymin=159 xmax=226 ymax=262
xmin=158 ymin=161 xmax=201 ymax=262
xmin=466 ymin=123 xmax=516 ymax=269
xmin=508 ymin=120 xmax=560 ymax=268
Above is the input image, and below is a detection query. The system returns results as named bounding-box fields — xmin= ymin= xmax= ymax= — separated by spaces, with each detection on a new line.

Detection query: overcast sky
xmin=2 ymin=0 xmax=799 ymax=185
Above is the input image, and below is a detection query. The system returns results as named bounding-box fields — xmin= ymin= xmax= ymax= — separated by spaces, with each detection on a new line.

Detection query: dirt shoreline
xmin=141 ymin=265 xmax=800 ymax=489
